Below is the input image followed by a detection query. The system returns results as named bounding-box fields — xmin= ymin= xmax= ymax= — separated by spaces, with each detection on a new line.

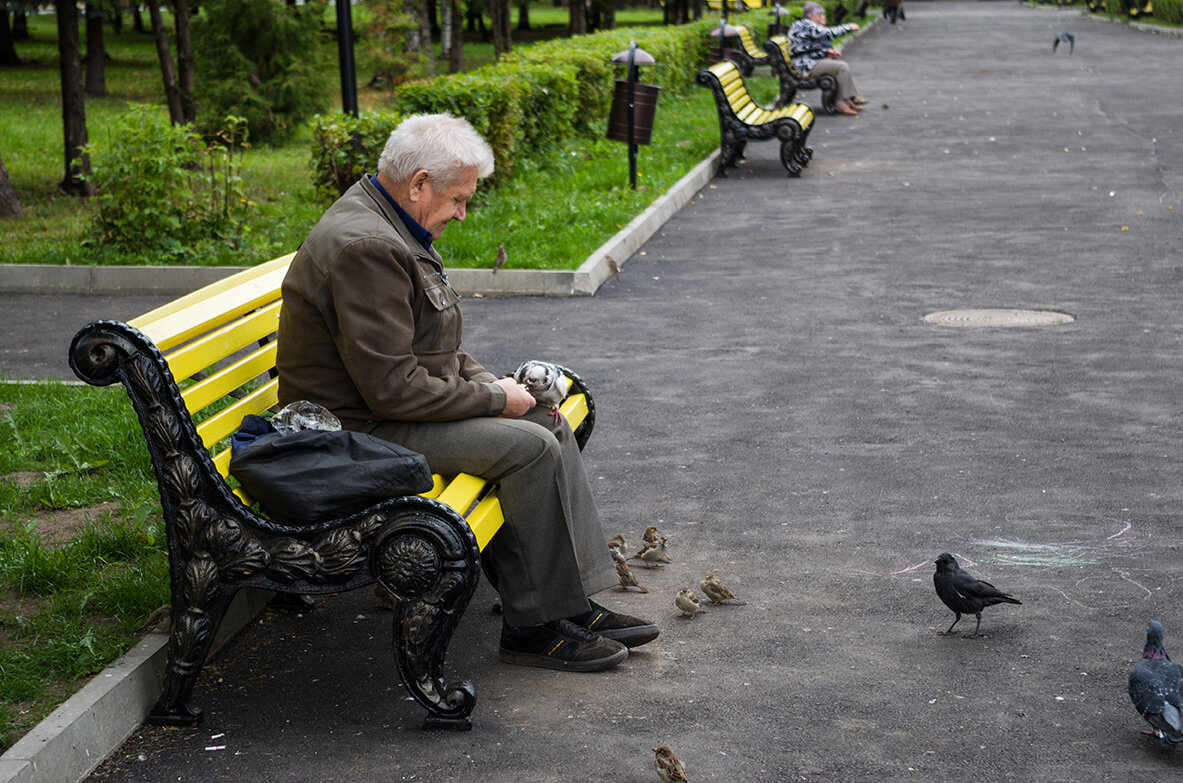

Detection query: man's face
xmin=808 ymin=8 xmax=825 ymax=22
xmin=410 ymin=166 xmax=479 ymax=240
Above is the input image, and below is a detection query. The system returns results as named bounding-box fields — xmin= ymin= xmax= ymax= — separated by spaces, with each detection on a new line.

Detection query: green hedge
xmin=1153 ymin=0 xmax=1183 ymax=23
xmin=309 ymin=20 xmax=717 ymax=196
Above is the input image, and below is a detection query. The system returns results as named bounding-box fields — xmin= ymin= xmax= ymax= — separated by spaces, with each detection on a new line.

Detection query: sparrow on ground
xmin=608 ymin=533 xmax=628 ymax=555
xmin=700 ymin=572 xmax=747 ymax=605
xmin=134 ymin=604 xmax=172 ymax=633
xmin=933 ymin=552 xmax=1021 ymax=636
xmin=675 ymin=588 xmax=704 ymax=618
xmin=630 ymin=540 xmax=673 ymax=567
xmin=493 ymin=243 xmax=507 ymax=271
xmin=614 ymin=552 xmax=649 ymax=593
xmin=653 ymin=745 xmax=689 ymax=783
xmin=642 ymin=525 xmax=667 ymax=547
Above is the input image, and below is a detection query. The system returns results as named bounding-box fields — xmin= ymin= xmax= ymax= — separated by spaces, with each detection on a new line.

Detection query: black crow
xmin=1053 ymin=32 xmax=1075 ymax=55
xmin=933 ymin=552 xmax=1021 ymax=636
xmin=1129 ymin=620 xmax=1183 ymax=746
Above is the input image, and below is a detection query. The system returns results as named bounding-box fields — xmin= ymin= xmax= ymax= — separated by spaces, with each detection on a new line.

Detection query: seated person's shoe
xmin=570 ymin=600 xmax=659 ymax=648
xmin=499 ymin=618 xmax=628 ymax=672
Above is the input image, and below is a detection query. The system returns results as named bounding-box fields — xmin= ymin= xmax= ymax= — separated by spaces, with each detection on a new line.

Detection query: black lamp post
xmin=709 ymin=20 xmax=741 ymax=65
xmin=607 ymin=42 xmax=657 ymax=191
xmin=337 ymin=0 xmax=359 ymax=117
xmin=769 ymin=3 xmax=791 ymax=36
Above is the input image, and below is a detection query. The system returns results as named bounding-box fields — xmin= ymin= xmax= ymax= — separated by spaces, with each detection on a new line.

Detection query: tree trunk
xmin=489 ymin=0 xmax=505 ymax=58
xmin=0 ymin=12 xmax=21 ymax=66
xmin=173 ymin=0 xmax=195 ymax=123
xmin=0 ymin=153 xmax=21 ymax=218
xmin=133 ymin=5 xmax=146 ymax=33
xmin=516 ymin=0 xmax=529 ymax=31
xmin=417 ymin=0 xmax=436 ymax=76
xmin=56 ymin=1 xmax=95 ymax=196
xmin=146 ymin=0 xmax=183 ymax=124
xmin=569 ymin=0 xmax=586 ymax=35
xmin=85 ymin=4 xmax=106 ymax=97
xmin=13 ymin=12 xmax=28 ymax=41
xmin=448 ymin=0 xmax=463 ymax=72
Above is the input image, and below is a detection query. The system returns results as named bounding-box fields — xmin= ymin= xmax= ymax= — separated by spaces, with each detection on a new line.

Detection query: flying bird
xmin=700 ymin=572 xmax=746 ymax=605
xmin=933 ymin=553 xmax=1021 ymax=636
xmin=1053 ymin=32 xmax=1074 ymax=54
xmin=493 ymin=243 xmax=507 ymax=271
xmin=675 ymin=588 xmax=704 ymax=618
xmin=1129 ymin=620 xmax=1183 ymax=746
xmin=653 ymin=745 xmax=690 ymax=783
xmin=513 ymin=360 xmax=571 ymax=422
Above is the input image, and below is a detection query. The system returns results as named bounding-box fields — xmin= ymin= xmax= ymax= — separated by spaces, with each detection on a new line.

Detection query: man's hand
xmin=826 ymin=46 xmax=842 ymax=58
xmin=494 ymin=377 xmax=536 ymax=418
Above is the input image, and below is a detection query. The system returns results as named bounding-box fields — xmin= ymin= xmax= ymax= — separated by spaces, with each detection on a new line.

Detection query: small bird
xmin=608 ymin=533 xmax=628 ymax=555
xmin=1128 ymin=620 xmax=1183 ymax=745
xmin=134 ymin=604 xmax=172 ymax=633
xmin=513 ymin=360 xmax=571 ymax=423
xmin=933 ymin=553 xmax=1021 ymax=636
xmin=1053 ymin=32 xmax=1074 ymax=54
xmin=606 ymin=255 xmax=620 ymax=281
xmin=653 ymin=745 xmax=690 ymax=783
xmin=630 ymin=540 xmax=672 ymax=567
xmin=700 ymin=572 xmax=746 ymax=605
xmin=493 ymin=243 xmax=507 ymax=272
xmin=642 ymin=525 xmax=667 ymax=547
xmin=675 ymin=588 xmax=704 ymax=618
xmin=613 ymin=549 xmax=649 ymax=593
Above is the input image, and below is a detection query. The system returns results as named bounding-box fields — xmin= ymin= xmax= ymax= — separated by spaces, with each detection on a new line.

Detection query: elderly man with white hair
xmin=276 ymin=113 xmax=657 ymax=673
xmin=789 ymin=1 xmax=865 ymax=115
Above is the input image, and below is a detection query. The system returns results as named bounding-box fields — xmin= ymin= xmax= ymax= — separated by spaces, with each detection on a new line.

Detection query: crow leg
xmin=940 ymin=614 xmax=962 ymax=635
xmin=970 ymin=613 xmax=983 ymax=636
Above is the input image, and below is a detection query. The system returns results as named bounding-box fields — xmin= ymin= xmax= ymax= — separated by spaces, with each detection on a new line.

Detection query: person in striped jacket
xmin=788 ymin=2 xmax=866 ymax=115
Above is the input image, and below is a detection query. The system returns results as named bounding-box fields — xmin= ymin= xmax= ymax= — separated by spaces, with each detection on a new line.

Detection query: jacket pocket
xmin=415 ymin=272 xmax=462 ymax=355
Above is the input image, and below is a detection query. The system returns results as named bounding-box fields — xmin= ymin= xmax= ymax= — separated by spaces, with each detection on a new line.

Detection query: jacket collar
xmin=357 ymin=175 xmax=444 ymax=268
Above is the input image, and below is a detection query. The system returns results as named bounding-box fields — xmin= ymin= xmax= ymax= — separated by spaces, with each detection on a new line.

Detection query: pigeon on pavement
xmin=1128 ymin=620 xmax=1183 ymax=746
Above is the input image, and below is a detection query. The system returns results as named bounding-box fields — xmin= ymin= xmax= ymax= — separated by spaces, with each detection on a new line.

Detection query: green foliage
xmin=81 ymin=104 xmax=252 ymax=260
xmin=1153 ymin=0 xmax=1183 ymax=23
xmin=192 ymin=0 xmax=334 ymax=145
xmin=309 ymin=110 xmax=407 ymax=200
xmin=359 ymin=0 xmax=432 ymax=98
xmin=310 ymin=19 xmax=717 ymax=195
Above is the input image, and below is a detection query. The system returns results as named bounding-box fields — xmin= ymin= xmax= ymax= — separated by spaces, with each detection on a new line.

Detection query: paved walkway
xmin=12 ymin=2 xmax=1183 ymax=781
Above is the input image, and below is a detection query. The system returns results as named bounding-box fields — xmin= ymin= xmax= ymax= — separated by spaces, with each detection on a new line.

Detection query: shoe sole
xmin=499 ymin=646 xmax=628 ymax=672
xmin=596 ymin=624 xmax=660 ymax=648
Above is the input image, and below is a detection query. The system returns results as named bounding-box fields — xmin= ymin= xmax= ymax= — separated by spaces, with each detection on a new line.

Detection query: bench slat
xmin=196 ymin=379 xmax=279 ymax=449
xmin=165 ymin=301 xmax=281 ymax=383
xmin=181 ymin=342 xmax=278 ymax=417
xmin=129 ymin=254 xmax=291 ymax=351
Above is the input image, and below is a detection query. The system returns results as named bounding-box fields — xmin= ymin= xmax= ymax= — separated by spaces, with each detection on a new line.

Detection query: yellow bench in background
xmin=68 ymin=255 xmax=595 ymax=731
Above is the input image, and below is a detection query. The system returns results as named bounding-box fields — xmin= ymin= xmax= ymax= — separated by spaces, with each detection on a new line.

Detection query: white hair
xmin=377 ymin=113 xmax=495 ymax=186
xmin=802 ymin=1 xmax=824 ymax=16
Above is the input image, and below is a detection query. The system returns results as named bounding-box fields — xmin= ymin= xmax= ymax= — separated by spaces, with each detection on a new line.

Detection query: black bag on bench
xmin=229 ymin=414 xmax=433 ymax=526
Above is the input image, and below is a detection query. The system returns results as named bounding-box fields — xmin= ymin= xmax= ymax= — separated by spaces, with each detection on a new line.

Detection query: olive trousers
xmin=367 ymin=406 xmax=617 ymax=627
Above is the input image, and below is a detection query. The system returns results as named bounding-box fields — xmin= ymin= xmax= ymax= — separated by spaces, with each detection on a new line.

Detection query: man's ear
xmin=407 ymin=169 xmax=431 ymax=202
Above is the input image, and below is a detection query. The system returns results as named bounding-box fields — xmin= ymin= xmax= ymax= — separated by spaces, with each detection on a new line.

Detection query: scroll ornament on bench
xmin=228 ymin=402 xmax=433 ymax=526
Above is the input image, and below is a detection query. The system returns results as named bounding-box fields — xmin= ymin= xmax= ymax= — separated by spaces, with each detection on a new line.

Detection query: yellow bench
xmin=68 ymin=255 xmax=594 ymax=731
xmin=695 ymin=59 xmax=816 ymax=177
xmin=706 ymin=0 xmax=764 ymax=12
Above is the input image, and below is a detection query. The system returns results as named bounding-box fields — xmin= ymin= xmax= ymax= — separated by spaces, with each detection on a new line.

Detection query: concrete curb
xmin=0 ymin=150 xmax=720 ymax=300
xmin=0 ymin=590 xmax=272 ymax=783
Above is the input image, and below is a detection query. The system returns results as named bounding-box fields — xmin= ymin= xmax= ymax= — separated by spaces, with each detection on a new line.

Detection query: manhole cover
xmin=923 ymin=309 xmax=1074 ymax=327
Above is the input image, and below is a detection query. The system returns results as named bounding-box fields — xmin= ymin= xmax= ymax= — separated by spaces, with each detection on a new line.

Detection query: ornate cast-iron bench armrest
xmin=763 ymin=35 xmax=839 ymax=114
xmin=68 ymin=254 xmax=594 ymax=732
xmin=695 ymin=59 xmax=815 ymax=178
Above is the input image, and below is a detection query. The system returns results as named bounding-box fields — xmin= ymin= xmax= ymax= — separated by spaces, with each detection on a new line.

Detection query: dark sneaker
xmin=499 ymin=618 xmax=628 ymax=672
xmin=571 ymin=601 xmax=659 ymax=648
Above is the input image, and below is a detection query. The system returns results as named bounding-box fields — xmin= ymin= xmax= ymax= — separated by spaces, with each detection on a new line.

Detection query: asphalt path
xmin=9 ymin=2 xmax=1183 ymax=780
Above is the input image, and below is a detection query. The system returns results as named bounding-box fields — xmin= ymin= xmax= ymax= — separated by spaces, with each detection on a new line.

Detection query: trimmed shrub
xmin=309 ymin=110 xmax=408 ymax=201
xmin=310 ymin=20 xmax=718 ymax=196
xmin=83 ymin=104 xmax=251 ymax=259
xmin=1154 ymin=0 xmax=1183 ymax=22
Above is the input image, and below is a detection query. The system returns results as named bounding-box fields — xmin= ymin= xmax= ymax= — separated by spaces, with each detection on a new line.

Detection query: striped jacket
xmin=787 ymin=17 xmax=854 ymax=74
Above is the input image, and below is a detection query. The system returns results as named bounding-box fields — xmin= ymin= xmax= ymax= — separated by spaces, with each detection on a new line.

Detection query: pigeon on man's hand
xmin=512 ymin=360 xmax=571 ymax=422
xmin=675 ymin=588 xmax=704 ymax=618
xmin=653 ymin=745 xmax=690 ymax=783
xmin=1129 ymin=619 xmax=1183 ymax=746
xmin=933 ymin=552 xmax=1021 ymax=636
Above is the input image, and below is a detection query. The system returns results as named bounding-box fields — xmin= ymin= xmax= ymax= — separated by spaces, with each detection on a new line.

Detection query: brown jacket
xmin=276 ymin=176 xmax=506 ymax=428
